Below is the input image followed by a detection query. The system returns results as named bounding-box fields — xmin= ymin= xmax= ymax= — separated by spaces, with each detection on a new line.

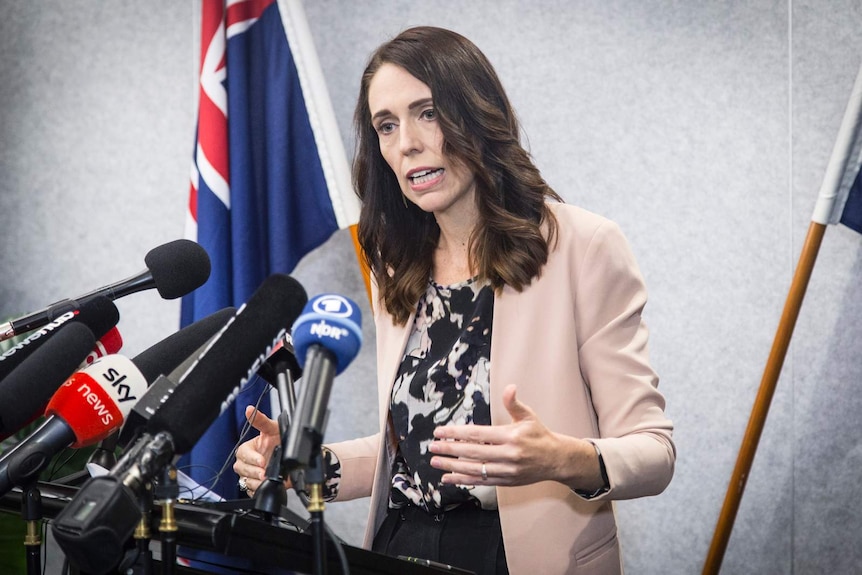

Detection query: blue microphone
xmin=283 ymin=294 xmax=362 ymax=470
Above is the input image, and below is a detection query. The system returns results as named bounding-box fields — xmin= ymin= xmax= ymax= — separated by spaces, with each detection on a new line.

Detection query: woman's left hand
xmin=429 ymin=384 xmax=601 ymax=490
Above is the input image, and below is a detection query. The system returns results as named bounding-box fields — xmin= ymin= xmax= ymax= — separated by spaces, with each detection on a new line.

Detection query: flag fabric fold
xmin=810 ymin=59 xmax=862 ymax=235
xmin=181 ymin=0 xmax=359 ymax=505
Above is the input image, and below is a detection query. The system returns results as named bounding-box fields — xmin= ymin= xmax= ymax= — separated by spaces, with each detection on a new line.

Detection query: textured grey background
xmin=1 ymin=1 xmax=861 ymax=573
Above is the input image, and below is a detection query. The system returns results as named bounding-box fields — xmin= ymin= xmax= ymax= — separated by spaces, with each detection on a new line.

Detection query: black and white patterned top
xmin=387 ymin=277 xmax=496 ymax=513
xmin=317 ymin=277 xmax=497 ymax=511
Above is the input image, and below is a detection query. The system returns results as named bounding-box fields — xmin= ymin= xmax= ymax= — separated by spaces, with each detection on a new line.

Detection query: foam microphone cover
xmin=72 ymin=295 xmax=121 ymax=341
xmin=0 ymin=323 xmax=96 ymax=434
xmin=144 ymin=239 xmax=211 ymax=300
xmin=0 ymin=296 xmax=118 ymax=384
xmin=146 ymin=274 xmax=307 ymax=454
xmin=291 ymin=294 xmax=363 ymax=374
xmin=46 ymin=355 xmax=148 ymax=448
xmin=132 ymin=307 xmax=237 ymax=383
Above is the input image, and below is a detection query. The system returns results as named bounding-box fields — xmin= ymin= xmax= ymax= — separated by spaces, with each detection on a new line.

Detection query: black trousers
xmin=372 ymin=503 xmax=509 ymax=575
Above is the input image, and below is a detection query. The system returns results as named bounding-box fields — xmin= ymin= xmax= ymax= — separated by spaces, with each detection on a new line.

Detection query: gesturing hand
xmin=428 ymin=384 xmax=601 ymax=490
xmin=233 ymin=405 xmax=281 ymax=497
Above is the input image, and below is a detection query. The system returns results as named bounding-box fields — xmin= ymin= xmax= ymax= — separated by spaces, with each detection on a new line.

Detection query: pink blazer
xmin=328 ymin=203 xmax=675 ymax=574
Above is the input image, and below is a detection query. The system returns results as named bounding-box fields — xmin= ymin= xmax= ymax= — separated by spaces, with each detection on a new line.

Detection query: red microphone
xmin=79 ymin=327 xmax=124 ymax=368
xmin=0 ymin=354 xmax=148 ymax=495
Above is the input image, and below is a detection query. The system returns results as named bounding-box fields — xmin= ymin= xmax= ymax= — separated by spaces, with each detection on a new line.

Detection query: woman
xmin=235 ymin=26 xmax=675 ymax=575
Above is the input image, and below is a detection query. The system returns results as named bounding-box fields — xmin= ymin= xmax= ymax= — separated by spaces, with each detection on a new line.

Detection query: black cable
xmin=324 ymin=521 xmax=350 ymax=575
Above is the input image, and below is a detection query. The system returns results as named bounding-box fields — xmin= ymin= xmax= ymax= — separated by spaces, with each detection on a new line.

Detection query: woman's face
xmin=368 ymin=63 xmax=476 ymax=219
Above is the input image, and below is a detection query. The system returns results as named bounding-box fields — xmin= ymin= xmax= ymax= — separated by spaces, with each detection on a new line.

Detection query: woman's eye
xmin=421 ymin=108 xmax=436 ymax=120
xmin=376 ymin=122 xmax=395 ymax=135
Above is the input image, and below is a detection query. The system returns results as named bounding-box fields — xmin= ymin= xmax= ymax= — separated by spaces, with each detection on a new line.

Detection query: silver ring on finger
xmin=481 ymin=462 xmax=488 ymax=481
xmin=238 ymin=476 xmax=249 ymax=492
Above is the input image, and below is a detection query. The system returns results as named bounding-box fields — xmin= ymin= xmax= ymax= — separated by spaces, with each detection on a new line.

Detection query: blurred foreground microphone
xmin=0 ymin=349 xmax=147 ymax=497
xmin=0 ymin=323 xmax=98 ymax=437
xmin=89 ymin=308 xmax=236 ymax=470
xmin=52 ymin=274 xmax=308 ymax=574
xmin=283 ymin=294 xmax=362 ymax=471
xmin=0 ymin=239 xmax=210 ymax=342
xmin=114 ymin=306 xmax=237 ymax=448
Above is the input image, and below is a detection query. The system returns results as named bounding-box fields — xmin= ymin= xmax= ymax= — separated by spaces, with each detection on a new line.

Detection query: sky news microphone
xmin=0 ymin=239 xmax=210 ymax=342
xmin=283 ymin=293 xmax=362 ymax=471
xmin=0 ymin=295 xmax=120 ymax=384
xmin=0 ymin=352 xmax=147 ymax=498
xmin=52 ymin=274 xmax=307 ymax=574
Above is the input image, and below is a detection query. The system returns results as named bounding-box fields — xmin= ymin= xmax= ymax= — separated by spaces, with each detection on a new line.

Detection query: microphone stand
xmin=274 ymin=357 xmax=327 ymax=575
xmin=156 ymin=466 xmax=179 ymax=575
xmin=129 ymin=486 xmax=154 ymax=575
xmin=21 ymin=483 xmax=41 ymax=575
xmin=304 ymin=449 xmax=327 ymax=575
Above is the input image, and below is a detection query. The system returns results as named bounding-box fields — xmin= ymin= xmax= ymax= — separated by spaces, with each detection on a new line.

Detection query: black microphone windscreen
xmin=144 ymin=239 xmax=211 ymax=300
xmin=131 ymin=307 xmax=236 ymax=383
xmin=0 ymin=296 xmax=118 ymax=385
xmin=0 ymin=323 xmax=96 ymax=434
xmin=73 ymin=295 xmax=120 ymax=341
xmin=147 ymin=274 xmax=307 ymax=454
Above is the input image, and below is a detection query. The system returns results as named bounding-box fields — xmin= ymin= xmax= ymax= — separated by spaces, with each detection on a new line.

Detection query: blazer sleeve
xmin=326 ymin=434 xmax=380 ymax=502
xmin=574 ymin=220 xmax=676 ymax=500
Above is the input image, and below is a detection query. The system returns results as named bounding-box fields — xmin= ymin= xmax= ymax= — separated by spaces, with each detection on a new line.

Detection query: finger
xmin=234 ymin=442 xmax=268 ymax=479
xmin=245 ymin=405 xmax=280 ymax=436
xmin=433 ymin=423 xmax=508 ymax=444
xmin=502 ymin=384 xmax=534 ymax=423
xmin=244 ymin=476 xmax=263 ymax=493
xmin=428 ymin=439 xmax=506 ymax=462
xmin=233 ymin=457 xmax=264 ymax=481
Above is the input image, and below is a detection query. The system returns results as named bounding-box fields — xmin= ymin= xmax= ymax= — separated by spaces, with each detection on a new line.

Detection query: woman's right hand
xmin=233 ymin=405 xmax=281 ymax=497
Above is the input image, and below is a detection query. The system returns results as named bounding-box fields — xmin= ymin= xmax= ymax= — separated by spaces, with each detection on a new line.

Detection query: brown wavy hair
xmin=353 ymin=26 xmax=562 ymax=325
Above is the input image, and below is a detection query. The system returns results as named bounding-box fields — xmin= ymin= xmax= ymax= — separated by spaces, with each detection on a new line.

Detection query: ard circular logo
xmin=312 ymin=294 xmax=353 ymax=318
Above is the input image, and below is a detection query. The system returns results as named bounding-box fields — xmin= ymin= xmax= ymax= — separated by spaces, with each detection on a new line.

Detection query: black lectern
xmin=0 ymin=482 xmax=470 ymax=575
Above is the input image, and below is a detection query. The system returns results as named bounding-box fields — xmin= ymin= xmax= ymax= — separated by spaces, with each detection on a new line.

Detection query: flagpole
xmin=702 ymin=221 xmax=825 ymax=574
xmin=703 ymin=60 xmax=862 ymax=574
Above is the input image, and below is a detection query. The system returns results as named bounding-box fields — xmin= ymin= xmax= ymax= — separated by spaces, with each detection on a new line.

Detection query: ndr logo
xmin=312 ymin=295 xmax=353 ymax=318
xmin=310 ymin=320 xmax=349 ymax=340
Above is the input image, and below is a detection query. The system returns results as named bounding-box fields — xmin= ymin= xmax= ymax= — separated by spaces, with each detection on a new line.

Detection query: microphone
xmin=146 ymin=273 xmax=308 ymax=453
xmin=52 ymin=274 xmax=308 ymax=574
xmin=255 ymin=333 xmax=303 ymax=387
xmin=0 ymin=239 xmax=210 ymax=342
xmin=93 ymin=307 xmax=235 ymax=467
xmin=114 ymin=306 xmax=238 ymax=448
xmin=0 ymin=295 xmax=120 ymax=384
xmin=0 ymin=326 xmax=124 ymax=444
xmin=0 ymin=323 xmax=98 ymax=437
xmin=0 ymin=345 xmax=147 ymax=496
xmin=283 ymin=293 xmax=362 ymax=471
xmin=80 ymin=327 xmax=124 ymax=368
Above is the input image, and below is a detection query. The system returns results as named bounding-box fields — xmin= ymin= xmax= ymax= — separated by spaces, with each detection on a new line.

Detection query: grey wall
xmin=2 ymin=1 xmax=861 ymax=573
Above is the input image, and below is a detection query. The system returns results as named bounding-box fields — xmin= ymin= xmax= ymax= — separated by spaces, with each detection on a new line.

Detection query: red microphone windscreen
xmin=45 ymin=355 xmax=147 ymax=448
xmin=79 ymin=327 xmax=123 ymax=368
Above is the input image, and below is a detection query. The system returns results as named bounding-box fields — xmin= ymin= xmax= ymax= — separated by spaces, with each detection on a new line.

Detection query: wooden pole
xmin=702 ymin=220 xmax=826 ymax=574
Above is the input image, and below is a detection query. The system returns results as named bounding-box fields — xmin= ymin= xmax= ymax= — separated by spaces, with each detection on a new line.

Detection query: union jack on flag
xmin=180 ymin=0 xmax=359 ymax=505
